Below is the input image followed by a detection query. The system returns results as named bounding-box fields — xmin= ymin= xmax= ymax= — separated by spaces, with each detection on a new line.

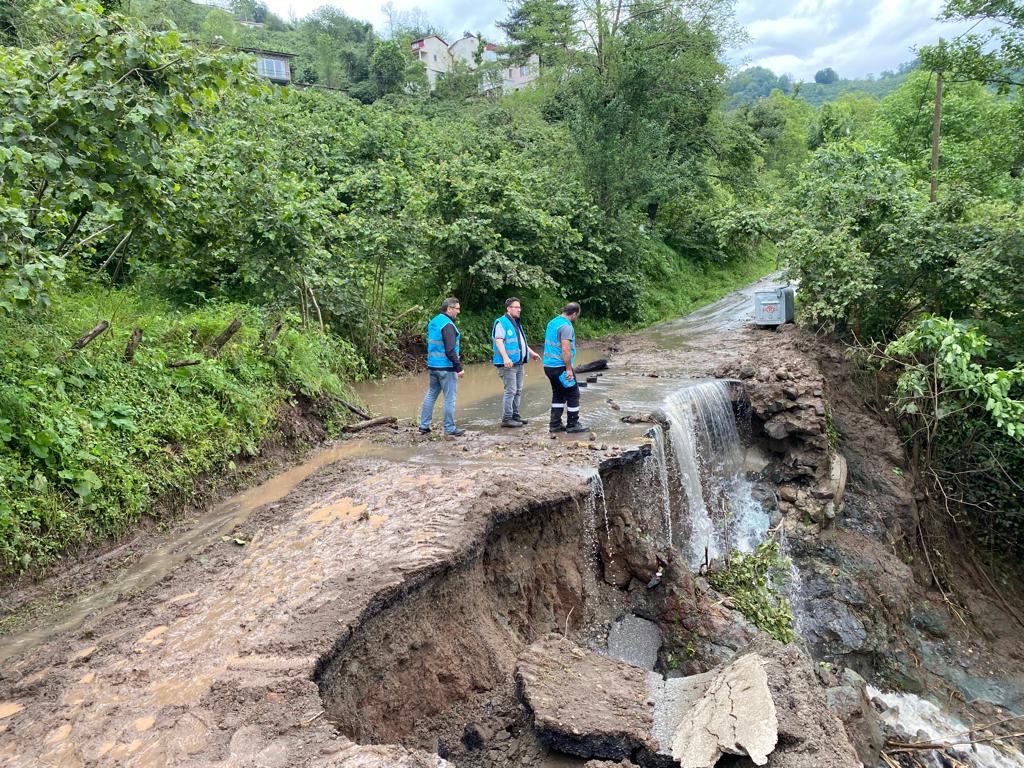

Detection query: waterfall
xmin=650 ymin=426 xmax=673 ymax=547
xmin=660 ymin=380 xmax=769 ymax=568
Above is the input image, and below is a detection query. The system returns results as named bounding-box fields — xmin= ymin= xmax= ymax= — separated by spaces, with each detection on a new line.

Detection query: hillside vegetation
xmin=1 ymin=0 xmax=1022 ymax=577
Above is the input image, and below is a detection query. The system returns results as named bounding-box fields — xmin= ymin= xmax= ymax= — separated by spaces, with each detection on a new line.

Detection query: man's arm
xmin=442 ymin=323 xmax=464 ymax=373
xmin=495 ymin=337 xmax=513 ymax=368
xmin=561 ymin=338 xmax=574 ymax=381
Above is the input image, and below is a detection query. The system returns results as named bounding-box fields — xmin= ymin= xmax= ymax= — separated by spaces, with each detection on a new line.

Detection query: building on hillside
xmin=410 ymin=32 xmax=538 ymax=93
xmin=239 ymin=47 xmax=296 ymax=85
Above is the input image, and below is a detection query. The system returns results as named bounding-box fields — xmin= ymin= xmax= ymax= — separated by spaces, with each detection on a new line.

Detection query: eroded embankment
xmin=0 ymin=428 xmax=667 ymax=768
xmin=314 ymin=448 xmax=664 ymax=761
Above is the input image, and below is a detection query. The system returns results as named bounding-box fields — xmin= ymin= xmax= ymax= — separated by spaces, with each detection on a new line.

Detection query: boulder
xmin=515 ymin=634 xmax=657 ymax=760
xmin=825 ymin=668 xmax=885 ymax=768
xmin=607 ymin=615 xmax=663 ymax=671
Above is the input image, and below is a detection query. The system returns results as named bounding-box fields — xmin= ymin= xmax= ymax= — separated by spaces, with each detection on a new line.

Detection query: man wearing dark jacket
xmin=419 ymin=297 xmax=466 ymax=436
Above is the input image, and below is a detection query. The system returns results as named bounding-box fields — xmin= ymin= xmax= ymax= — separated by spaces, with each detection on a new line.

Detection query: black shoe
xmin=501 ymin=419 xmax=525 ymax=428
xmin=418 ymin=426 xmax=431 ymax=434
xmin=549 ymin=424 xmax=566 ymax=433
xmin=565 ymin=423 xmax=589 ymax=433
xmin=512 ymin=414 xmax=529 ymax=425
xmin=446 ymin=428 xmax=466 ymax=436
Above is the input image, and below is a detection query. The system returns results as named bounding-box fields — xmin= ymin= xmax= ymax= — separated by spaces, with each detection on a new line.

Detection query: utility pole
xmin=930 ymin=70 xmax=944 ymax=203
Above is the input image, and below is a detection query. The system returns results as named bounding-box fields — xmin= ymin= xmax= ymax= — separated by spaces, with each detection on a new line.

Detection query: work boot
xmin=446 ymin=428 xmax=466 ymax=436
xmin=418 ymin=426 xmax=431 ymax=435
xmin=512 ymin=414 xmax=529 ymax=425
xmin=549 ymin=423 xmax=566 ymax=433
xmin=501 ymin=418 xmax=525 ymax=428
xmin=565 ymin=423 xmax=589 ymax=434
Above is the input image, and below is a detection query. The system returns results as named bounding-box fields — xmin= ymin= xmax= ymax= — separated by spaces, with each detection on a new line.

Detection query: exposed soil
xmin=2 ymin=280 xmax=1022 ymax=767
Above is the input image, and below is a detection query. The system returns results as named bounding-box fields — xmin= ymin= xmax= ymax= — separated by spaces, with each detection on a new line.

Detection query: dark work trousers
xmin=544 ymin=366 xmax=580 ymax=429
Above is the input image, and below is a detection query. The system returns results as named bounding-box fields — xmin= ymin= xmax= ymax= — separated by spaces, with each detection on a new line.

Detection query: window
xmin=256 ymin=57 xmax=287 ymax=80
xmin=519 ymin=65 xmax=529 ymax=76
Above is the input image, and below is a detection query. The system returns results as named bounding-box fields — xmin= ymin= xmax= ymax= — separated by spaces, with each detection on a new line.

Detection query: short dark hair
xmin=505 ymin=297 xmax=521 ymax=308
xmin=440 ymin=297 xmax=460 ymax=312
xmin=562 ymin=301 xmax=581 ymax=316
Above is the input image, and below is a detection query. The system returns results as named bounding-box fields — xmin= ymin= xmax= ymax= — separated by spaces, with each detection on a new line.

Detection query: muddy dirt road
xmin=2 ymin=276 xmax=1022 ymax=768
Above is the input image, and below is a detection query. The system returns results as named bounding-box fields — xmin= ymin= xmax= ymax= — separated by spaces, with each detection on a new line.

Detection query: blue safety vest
xmin=492 ymin=315 xmax=527 ymax=366
xmin=543 ymin=316 xmax=576 ymax=368
xmin=426 ymin=313 xmax=460 ymax=369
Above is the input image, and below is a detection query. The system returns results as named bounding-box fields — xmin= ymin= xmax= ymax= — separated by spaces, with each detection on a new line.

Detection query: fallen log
xmin=167 ymin=359 xmax=201 ymax=369
xmin=206 ymin=317 xmax=242 ymax=357
xmin=69 ymin=320 xmax=110 ymax=352
xmin=123 ymin=328 xmax=143 ymax=363
xmin=339 ymin=398 xmax=372 ymax=421
xmin=342 ymin=416 xmax=397 ymax=433
xmin=575 ymin=359 xmax=608 ymax=374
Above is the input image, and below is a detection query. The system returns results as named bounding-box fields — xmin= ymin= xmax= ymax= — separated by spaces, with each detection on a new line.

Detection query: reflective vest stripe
xmin=492 ymin=315 xmax=525 ymax=365
xmin=426 ymin=314 xmax=459 ymax=369
xmin=543 ymin=316 xmax=576 ymax=368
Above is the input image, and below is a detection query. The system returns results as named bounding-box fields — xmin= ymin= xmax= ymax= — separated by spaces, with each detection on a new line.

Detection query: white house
xmin=410 ymin=35 xmax=452 ymax=89
xmin=410 ymin=33 xmax=538 ymax=93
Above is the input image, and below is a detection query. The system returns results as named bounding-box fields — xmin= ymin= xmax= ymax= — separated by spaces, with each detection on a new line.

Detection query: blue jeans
xmin=419 ymin=369 xmax=458 ymax=433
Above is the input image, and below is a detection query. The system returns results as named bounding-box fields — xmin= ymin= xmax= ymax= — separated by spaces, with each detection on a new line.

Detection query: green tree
xmin=370 ymin=39 xmax=406 ymax=96
xmin=498 ymin=0 xmax=577 ymax=67
xmin=0 ymin=0 xmax=252 ymax=312
xmin=814 ymin=67 xmax=838 ymax=84
xmin=508 ymin=0 xmax=739 ymax=215
xmin=870 ymin=70 xmax=1022 ymax=197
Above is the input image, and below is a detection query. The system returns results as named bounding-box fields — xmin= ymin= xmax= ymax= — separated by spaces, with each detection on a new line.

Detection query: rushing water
xmin=649 ymin=426 xmax=673 ymax=547
xmin=869 ymin=687 xmax=1024 ymax=768
xmin=659 ymin=380 xmax=769 ymax=568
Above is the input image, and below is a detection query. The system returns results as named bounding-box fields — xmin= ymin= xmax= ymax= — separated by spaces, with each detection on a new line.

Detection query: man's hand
xmin=503 ymin=358 xmax=514 ymax=369
xmin=529 ymin=349 xmax=541 ymax=361
xmin=565 ymin=368 xmax=575 ymax=382
xmin=456 ymin=370 xmax=465 ymax=378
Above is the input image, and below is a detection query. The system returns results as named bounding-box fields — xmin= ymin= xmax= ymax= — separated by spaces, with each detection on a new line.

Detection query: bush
xmin=0 ymin=287 xmax=363 ymax=575
xmin=708 ymin=539 xmax=796 ymax=643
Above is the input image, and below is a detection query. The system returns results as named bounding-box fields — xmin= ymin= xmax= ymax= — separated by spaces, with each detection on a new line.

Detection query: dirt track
xmin=3 ymin=278 xmax=1023 ymax=767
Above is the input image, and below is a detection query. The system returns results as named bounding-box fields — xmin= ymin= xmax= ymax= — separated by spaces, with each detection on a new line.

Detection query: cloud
xmin=732 ymin=0 xmax=982 ymax=80
xmin=260 ymin=0 xmax=980 ymax=82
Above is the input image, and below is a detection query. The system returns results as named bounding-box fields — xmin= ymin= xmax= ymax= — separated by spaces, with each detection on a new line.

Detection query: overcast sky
xmin=260 ymin=0 xmax=977 ymax=81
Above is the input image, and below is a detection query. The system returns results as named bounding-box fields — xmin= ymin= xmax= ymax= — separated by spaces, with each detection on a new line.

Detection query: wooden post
xmin=206 ymin=317 xmax=242 ymax=358
xmin=68 ymin=320 xmax=110 ymax=352
xmin=930 ymin=71 xmax=944 ymax=203
xmin=262 ymin=321 xmax=284 ymax=352
xmin=123 ymin=328 xmax=143 ymax=363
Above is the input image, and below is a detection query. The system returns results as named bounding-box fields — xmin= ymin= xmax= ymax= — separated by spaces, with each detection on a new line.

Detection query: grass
xmin=0 ymin=286 xmax=365 ymax=576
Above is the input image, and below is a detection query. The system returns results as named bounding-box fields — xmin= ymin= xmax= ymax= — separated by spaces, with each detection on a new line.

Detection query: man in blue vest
xmin=492 ymin=297 xmax=541 ymax=428
xmin=543 ymin=302 xmax=587 ymax=433
xmin=419 ymin=297 xmax=465 ymax=436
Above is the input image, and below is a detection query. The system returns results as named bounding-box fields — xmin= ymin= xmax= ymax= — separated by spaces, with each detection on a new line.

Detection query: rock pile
xmin=514 ymin=633 xmax=861 ymax=768
xmin=718 ymin=333 xmax=847 ymax=529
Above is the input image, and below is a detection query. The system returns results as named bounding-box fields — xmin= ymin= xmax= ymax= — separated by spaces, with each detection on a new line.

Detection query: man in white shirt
xmin=492 ymin=297 xmax=541 ymax=427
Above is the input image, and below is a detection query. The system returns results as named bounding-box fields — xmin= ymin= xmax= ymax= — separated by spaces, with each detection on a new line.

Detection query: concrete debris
xmin=648 ymin=670 xmax=717 ymax=756
xmin=669 ymin=654 xmax=778 ymax=767
xmin=515 ymin=633 xmax=657 ymax=761
xmin=606 ymin=615 xmax=663 ymax=671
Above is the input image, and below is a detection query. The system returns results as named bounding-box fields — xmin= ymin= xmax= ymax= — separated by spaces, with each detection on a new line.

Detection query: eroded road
xmin=3 ymin=275 xmax=1022 ymax=768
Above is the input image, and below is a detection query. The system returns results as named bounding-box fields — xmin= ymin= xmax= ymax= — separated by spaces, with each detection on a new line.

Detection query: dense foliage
xmin=0 ymin=0 xmax=780 ymax=574
xmin=0 ymin=289 xmax=364 ymax=571
xmin=774 ymin=0 xmax=1024 ymax=559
